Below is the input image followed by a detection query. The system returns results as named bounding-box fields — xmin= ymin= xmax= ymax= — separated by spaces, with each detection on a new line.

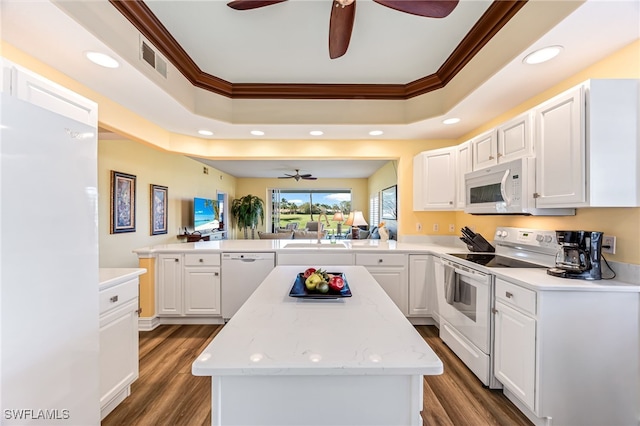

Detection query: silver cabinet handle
xmin=506 ymin=291 xmax=513 ymax=298
xmin=110 ymin=295 xmax=119 ymax=303
xmin=489 ymin=155 xmax=495 ymax=160
xmin=199 ymin=258 xmax=204 ymax=263
xmin=174 ymin=258 xmax=179 ymax=262
xmin=136 ymin=308 xmax=142 ymax=316
xmin=492 ymin=308 xmax=498 ymax=314
xmin=378 ymin=259 xmax=383 ymax=263
xmin=214 ymin=272 xmax=219 ymax=276
xmin=497 ymin=153 xmax=503 ymax=158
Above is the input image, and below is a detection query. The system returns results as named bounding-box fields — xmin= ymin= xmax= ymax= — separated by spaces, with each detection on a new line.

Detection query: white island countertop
xmin=192 ymin=265 xmax=443 ymax=376
xmin=99 ymin=267 xmax=146 ymax=291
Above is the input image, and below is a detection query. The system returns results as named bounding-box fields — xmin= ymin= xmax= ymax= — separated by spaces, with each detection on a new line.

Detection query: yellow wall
xmin=98 ymin=138 xmax=236 ymax=267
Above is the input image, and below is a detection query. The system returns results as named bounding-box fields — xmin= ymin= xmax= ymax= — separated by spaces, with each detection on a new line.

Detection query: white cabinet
xmin=356 ymin=253 xmax=408 ymax=315
xmin=472 ymin=113 xmax=533 ymax=171
xmin=455 ymin=141 xmax=472 ymax=210
xmin=157 ymin=254 xmax=183 ymax=315
xmin=99 ymin=277 xmax=139 ymax=420
xmin=534 ymin=79 xmax=639 ymax=208
xmin=413 ymin=147 xmax=457 ymax=210
xmin=494 ymin=300 xmax=536 ymax=412
xmin=493 ymin=277 xmax=639 ymax=425
xmin=408 ymin=255 xmax=435 ymax=317
xmin=184 ymin=254 xmax=221 ymax=315
xmin=470 ymin=130 xmax=498 ymax=170
xmin=157 ymin=253 xmax=221 ymax=317
xmin=277 ymin=252 xmax=354 ymax=266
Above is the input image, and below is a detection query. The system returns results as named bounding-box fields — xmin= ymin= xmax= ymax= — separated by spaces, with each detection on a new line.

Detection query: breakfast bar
xmin=192 ymin=265 xmax=443 ymax=425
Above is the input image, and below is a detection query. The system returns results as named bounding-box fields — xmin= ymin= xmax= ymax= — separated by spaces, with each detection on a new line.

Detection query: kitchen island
xmin=192 ymin=265 xmax=443 ymax=426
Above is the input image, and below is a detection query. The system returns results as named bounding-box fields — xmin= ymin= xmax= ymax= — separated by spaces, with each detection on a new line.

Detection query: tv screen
xmin=194 ymin=197 xmax=218 ymax=232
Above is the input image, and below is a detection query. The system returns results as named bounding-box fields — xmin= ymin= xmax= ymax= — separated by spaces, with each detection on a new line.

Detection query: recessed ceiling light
xmin=198 ymin=130 xmax=213 ymax=136
xmin=309 ymin=130 xmax=324 ymax=136
xmin=369 ymin=130 xmax=384 ymax=136
xmin=523 ymin=45 xmax=563 ymax=65
xmin=443 ymin=118 xmax=461 ymax=125
xmin=84 ymin=51 xmax=119 ymax=68
xmin=250 ymin=130 xmax=265 ymax=136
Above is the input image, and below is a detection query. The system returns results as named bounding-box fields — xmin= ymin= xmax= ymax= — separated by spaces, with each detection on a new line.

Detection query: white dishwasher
xmin=221 ymin=252 xmax=275 ymax=320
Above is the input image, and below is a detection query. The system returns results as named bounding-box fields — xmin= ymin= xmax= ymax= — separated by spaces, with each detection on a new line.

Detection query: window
xmin=269 ymin=189 xmax=351 ymax=233
xmin=369 ymin=193 xmax=379 ymax=227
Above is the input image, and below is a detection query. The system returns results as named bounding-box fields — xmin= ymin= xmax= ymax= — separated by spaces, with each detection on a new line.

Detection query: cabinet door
xmin=422 ymin=147 xmax=456 ymax=210
xmin=99 ymin=299 xmax=139 ymax=412
xmin=157 ymin=255 xmax=183 ymax=315
xmin=455 ymin=142 xmax=472 ymax=210
xmin=408 ymin=255 xmax=434 ymax=317
xmin=471 ymin=130 xmax=498 ymax=170
xmin=498 ymin=112 xmax=533 ymax=163
xmin=366 ymin=266 xmax=408 ymax=315
xmin=534 ymin=86 xmax=586 ymax=207
xmin=494 ymin=301 xmax=536 ymax=412
xmin=184 ymin=266 xmax=221 ymax=315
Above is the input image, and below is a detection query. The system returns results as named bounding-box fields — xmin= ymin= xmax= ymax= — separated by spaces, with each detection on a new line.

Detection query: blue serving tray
xmin=289 ymin=272 xmax=352 ymax=299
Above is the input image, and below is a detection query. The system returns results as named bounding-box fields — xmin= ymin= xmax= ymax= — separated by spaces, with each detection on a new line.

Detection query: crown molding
xmin=109 ymin=0 xmax=526 ymax=100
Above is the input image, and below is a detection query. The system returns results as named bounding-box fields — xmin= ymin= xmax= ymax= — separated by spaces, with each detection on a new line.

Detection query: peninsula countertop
xmin=192 ymin=265 xmax=444 ymax=376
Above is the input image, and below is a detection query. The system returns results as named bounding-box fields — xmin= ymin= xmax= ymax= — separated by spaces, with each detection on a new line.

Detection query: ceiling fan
xmin=278 ymin=169 xmax=318 ymax=181
xmin=227 ymin=0 xmax=459 ymax=59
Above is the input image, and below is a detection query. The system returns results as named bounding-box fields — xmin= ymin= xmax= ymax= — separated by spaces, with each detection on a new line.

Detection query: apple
xmin=303 ymin=267 xmax=317 ymax=279
xmin=328 ymin=276 xmax=344 ymax=291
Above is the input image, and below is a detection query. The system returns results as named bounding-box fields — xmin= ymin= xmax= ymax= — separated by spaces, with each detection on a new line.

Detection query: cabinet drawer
xmin=355 ymin=253 xmax=406 ymax=267
xmin=495 ymin=278 xmax=536 ymax=315
xmin=99 ymin=279 xmax=138 ymax=315
xmin=184 ymin=253 xmax=221 ymax=266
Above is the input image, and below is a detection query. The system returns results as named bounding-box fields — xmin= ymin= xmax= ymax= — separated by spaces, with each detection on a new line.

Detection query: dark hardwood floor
xmin=103 ymin=324 xmax=532 ymax=426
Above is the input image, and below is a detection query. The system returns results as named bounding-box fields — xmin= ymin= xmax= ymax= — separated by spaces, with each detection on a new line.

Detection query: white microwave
xmin=464 ymin=158 xmax=574 ymax=216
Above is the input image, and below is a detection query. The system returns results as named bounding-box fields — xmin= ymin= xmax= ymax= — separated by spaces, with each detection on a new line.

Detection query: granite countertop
xmin=192 ymin=265 xmax=443 ymax=376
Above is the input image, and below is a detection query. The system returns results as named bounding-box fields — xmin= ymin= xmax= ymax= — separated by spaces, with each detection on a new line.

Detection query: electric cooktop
xmin=447 ymin=253 xmax=547 ymax=268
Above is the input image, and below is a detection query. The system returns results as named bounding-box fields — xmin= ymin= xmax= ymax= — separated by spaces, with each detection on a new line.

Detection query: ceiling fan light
xmin=523 ymin=46 xmax=563 ymax=65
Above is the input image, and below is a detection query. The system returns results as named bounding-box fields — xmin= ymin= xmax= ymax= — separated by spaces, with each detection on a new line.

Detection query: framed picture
xmin=381 ymin=185 xmax=397 ymax=220
xmin=110 ymin=171 xmax=136 ymax=234
xmin=150 ymin=184 xmax=168 ymax=235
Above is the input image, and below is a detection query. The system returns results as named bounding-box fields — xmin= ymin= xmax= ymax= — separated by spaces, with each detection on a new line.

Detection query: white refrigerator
xmin=1 ymin=60 xmax=100 ymax=424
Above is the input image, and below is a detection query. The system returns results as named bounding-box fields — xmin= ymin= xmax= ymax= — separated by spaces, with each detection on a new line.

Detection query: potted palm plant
xmin=231 ymin=194 xmax=265 ymax=239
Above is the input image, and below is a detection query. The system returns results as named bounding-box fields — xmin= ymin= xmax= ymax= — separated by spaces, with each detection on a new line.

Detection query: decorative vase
xmin=379 ymin=226 xmax=389 ymax=242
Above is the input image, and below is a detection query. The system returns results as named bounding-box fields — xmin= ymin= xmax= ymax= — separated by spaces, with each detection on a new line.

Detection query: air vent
xmin=140 ymin=39 xmax=167 ymax=78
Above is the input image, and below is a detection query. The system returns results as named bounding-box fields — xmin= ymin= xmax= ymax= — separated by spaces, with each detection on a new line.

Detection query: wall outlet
xmin=433 ymin=223 xmax=439 ymax=232
xmin=449 ymin=224 xmax=455 ymax=233
xmin=602 ymin=235 xmax=616 ymax=254
xmin=416 ymin=223 xmax=422 ymax=232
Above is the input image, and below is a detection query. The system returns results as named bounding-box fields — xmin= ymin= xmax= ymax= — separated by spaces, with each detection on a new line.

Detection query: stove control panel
xmin=495 ymin=227 xmax=558 ymax=250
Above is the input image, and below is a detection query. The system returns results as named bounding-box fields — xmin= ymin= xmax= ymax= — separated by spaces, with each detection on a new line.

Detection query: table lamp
xmin=332 ymin=211 xmax=344 ymax=235
xmin=344 ymin=210 xmax=368 ymax=239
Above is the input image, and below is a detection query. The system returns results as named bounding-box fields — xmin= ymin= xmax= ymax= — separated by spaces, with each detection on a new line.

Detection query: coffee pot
xmin=547 ymin=230 xmax=603 ymax=280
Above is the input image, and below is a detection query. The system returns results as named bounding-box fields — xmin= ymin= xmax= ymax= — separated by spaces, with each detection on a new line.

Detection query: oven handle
xmin=444 ymin=261 xmax=489 ymax=283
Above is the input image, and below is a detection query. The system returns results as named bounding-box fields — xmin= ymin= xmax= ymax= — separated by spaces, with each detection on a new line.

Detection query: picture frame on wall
xmin=110 ymin=170 xmax=136 ymax=234
xmin=381 ymin=185 xmax=397 ymax=220
xmin=150 ymin=184 xmax=168 ymax=235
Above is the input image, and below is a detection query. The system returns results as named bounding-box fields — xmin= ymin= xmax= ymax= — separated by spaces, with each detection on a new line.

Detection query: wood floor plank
xmin=104 ymin=324 xmax=533 ymax=426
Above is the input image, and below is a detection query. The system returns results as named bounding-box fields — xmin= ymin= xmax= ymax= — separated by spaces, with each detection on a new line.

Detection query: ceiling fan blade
xmin=302 ymin=176 xmax=318 ymax=180
xmin=227 ymin=0 xmax=287 ymax=11
xmin=278 ymin=175 xmax=294 ymax=179
xmin=373 ymin=0 xmax=458 ymax=18
xmin=299 ymin=174 xmax=313 ymax=178
xmin=329 ymin=0 xmax=356 ymax=59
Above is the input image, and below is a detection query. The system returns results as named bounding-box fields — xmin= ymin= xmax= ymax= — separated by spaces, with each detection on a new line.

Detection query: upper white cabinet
xmin=471 ymin=130 xmax=498 ymax=170
xmin=455 ymin=141 xmax=472 ymax=210
xmin=534 ymin=79 xmax=639 ymax=208
xmin=413 ymin=147 xmax=457 ymax=211
xmin=472 ymin=113 xmax=533 ymax=171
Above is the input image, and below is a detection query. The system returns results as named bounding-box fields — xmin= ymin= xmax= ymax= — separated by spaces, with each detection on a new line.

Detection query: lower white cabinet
xmin=157 ymin=253 xmax=221 ymax=317
xmin=356 ymin=253 xmax=408 ymax=315
xmin=99 ymin=278 xmax=139 ymax=420
xmin=408 ymin=255 xmax=435 ymax=317
xmin=493 ymin=277 xmax=639 ymax=425
xmin=493 ymin=300 xmax=536 ymax=411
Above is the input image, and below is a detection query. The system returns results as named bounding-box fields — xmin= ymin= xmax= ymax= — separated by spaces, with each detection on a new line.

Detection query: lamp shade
xmin=343 ymin=211 xmax=355 ymax=226
xmin=332 ymin=212 xmax=344 ymax=222
xmin=351 ymin=211 xmax=368 ymax=227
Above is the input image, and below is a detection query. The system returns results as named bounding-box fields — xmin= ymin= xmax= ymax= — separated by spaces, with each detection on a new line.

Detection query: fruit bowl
xmin=289 ymin=272 xmax=352 ymax=299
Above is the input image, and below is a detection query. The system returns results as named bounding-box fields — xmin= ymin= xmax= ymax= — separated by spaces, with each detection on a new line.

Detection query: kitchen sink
xmin=282 ymin=242 xmax=348 ymax=249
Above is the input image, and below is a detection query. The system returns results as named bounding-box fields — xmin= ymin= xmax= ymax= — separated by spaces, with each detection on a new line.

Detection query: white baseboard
xmin=138 ymin=316 xmax=160 ymax=331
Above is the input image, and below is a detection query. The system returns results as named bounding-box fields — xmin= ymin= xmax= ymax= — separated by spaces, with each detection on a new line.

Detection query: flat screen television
xmin=193 ymin=197 xmax=219 ymax=232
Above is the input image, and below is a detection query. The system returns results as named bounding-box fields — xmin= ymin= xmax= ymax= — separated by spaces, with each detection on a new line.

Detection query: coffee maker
xmin=547 ymin=230 xmax=603 ymax=280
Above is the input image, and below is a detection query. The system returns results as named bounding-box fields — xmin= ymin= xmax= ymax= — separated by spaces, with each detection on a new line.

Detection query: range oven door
xmin=439 ymin=259 xmax=492 ymax=354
